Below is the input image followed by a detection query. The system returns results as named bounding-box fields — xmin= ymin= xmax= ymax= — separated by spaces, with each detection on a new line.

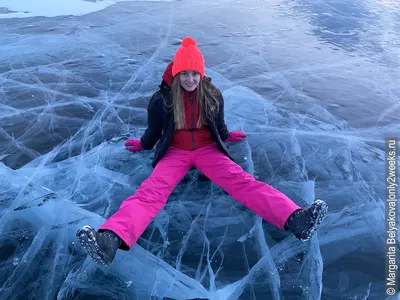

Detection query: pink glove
xmin=124 ymin=139 xmax=144 ymax=152
xmin=225 ymin=131 xmax=247 ymax=142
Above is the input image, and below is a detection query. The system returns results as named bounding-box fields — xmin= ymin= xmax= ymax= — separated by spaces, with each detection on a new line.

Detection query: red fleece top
xmin=162 ymin=62 xmax=213 ymax=151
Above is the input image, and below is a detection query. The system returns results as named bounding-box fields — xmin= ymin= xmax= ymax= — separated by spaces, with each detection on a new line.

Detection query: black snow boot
xmin=285 ymin=199 xmax=328 ymax=242
xmin=76 ymin=225 xmax=122 ymax=266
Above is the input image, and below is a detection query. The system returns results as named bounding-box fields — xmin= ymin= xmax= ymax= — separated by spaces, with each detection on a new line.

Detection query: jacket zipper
xmin=190 ymin=92 xmax=195 ymax=150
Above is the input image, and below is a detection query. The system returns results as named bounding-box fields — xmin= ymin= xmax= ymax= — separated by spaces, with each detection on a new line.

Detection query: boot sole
xmin=76 ymin=225 xmax=111 ymax=266
xmin=299 ymin=199 xmax=328 ymax=242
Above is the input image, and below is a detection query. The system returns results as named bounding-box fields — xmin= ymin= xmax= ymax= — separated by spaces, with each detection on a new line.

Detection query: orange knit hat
xmin=172 ymin=36 xmax=205 ymax=78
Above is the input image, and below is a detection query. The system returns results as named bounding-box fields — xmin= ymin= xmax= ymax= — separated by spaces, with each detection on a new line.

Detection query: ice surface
xmin=0 ymin=0 xmax=399 ymax=299
xmin=0 ymin=0 xmax=170 ymax=19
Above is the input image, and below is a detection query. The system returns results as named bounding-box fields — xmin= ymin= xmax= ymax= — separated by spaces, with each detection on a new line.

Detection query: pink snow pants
xmin=99 ymin=143 xmax=301 ymax=250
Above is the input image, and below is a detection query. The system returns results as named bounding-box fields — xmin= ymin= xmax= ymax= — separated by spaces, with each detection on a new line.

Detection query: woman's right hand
xmin=124 ymin=139 xmax=144 ymax=152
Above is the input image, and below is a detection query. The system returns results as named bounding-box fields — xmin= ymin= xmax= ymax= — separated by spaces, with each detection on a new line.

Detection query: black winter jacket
xmin=139 ymin=78 xmax=234 ymax=168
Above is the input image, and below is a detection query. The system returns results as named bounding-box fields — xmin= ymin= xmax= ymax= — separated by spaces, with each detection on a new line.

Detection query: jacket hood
xmin=161 ymin=61 xmax=174 ymax=88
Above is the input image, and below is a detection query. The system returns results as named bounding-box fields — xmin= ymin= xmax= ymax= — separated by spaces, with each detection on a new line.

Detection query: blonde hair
xmin=171 ymin=74 xmax=220 ymax=130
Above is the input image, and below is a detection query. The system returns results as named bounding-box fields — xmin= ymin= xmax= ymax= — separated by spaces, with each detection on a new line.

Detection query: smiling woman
xmin=76 ymin=36 xmax=328 ymax=266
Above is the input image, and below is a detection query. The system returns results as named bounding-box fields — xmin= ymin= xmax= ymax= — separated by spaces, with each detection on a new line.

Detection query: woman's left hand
xmin=225 ymin=131 xmax=247 ymax=142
